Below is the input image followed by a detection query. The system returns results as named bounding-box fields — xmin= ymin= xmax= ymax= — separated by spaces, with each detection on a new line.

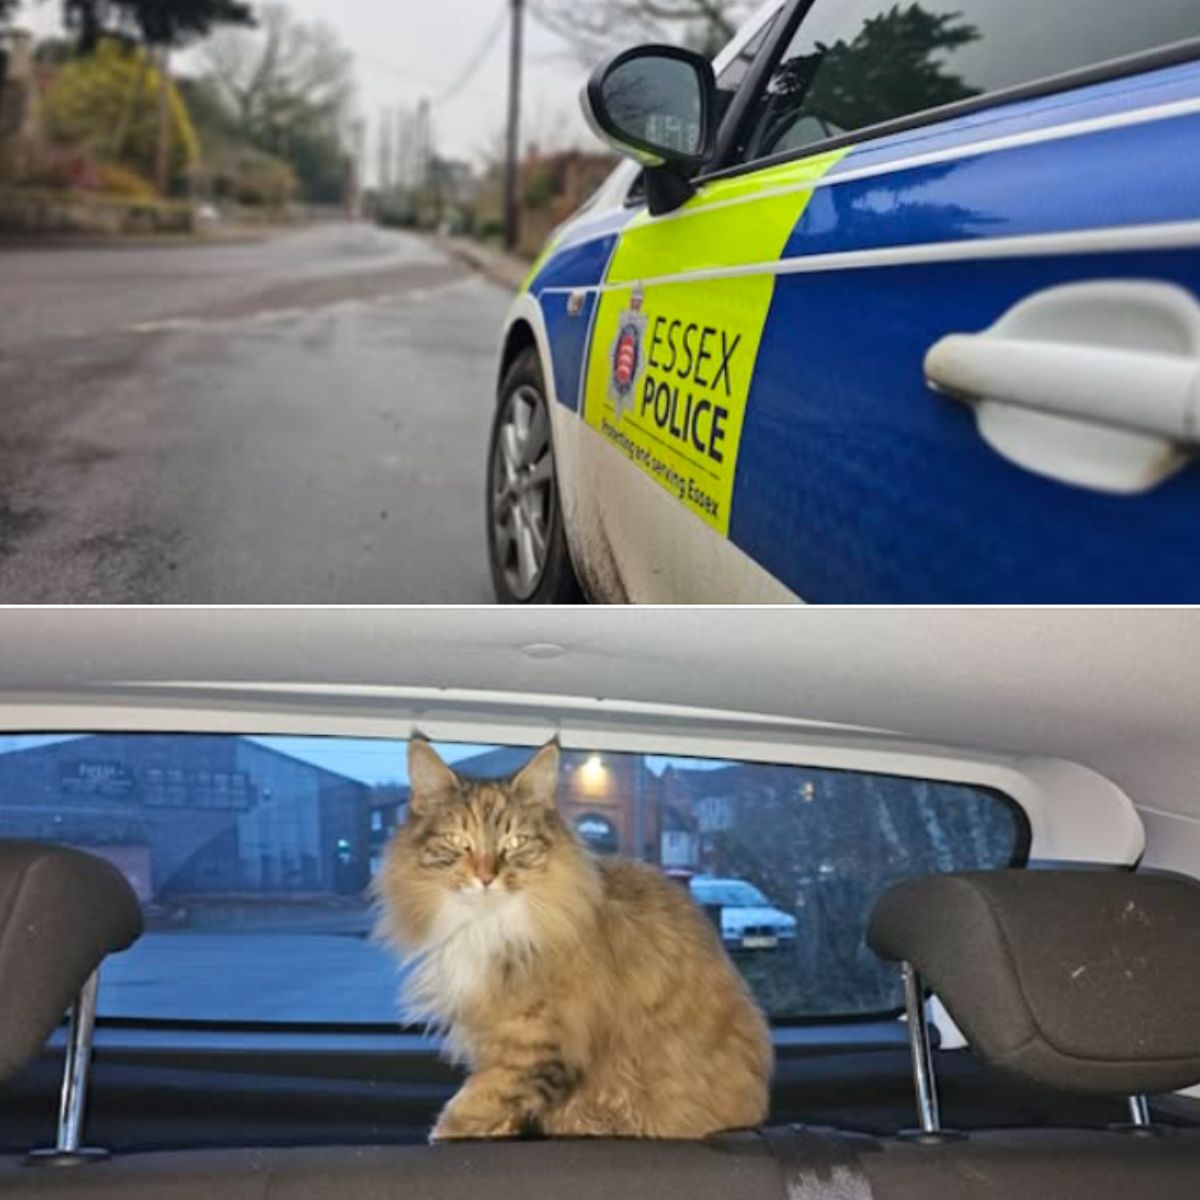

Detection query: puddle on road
xmin=0 ymin=499 xmax=47 ymax=559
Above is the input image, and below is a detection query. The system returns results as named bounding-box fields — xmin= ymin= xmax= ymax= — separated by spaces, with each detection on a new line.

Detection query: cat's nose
xmin=474 ymin=857 xmax=497 ymax=887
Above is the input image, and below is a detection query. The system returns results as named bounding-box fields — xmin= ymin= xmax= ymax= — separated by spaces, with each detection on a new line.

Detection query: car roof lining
xmin=0 ymin=608 xmax=1191 ymax=864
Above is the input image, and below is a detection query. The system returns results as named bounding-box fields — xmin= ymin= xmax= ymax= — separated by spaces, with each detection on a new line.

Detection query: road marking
xmin=128 ymin=317 xmax=207 ymax=334
xmin=126 ymin=276 xmax=480 ymax=334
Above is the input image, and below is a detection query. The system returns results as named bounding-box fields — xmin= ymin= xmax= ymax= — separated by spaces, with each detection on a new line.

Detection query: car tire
xmin=486 ymin=347 xmax=584 ymax=605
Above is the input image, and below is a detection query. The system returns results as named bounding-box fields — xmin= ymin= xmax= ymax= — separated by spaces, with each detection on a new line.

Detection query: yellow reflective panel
xmin=606 ymin=149 xmax=847 ymax=284
xmin=582 ymin=148 xmax=847 ymax=534
xmin=583 ymin=273 xmax=773 ymax=533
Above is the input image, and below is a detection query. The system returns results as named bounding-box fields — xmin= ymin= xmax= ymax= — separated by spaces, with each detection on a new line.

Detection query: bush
xmin=94 ymin=162 xmax=156 ymax=198
xmin=522 ymin=162 xmax=557 ymax=210
xmin=42 ymin=38 xmax=200 ymax=192
xmin=227 ymin=152 xmax=296 ymax=209
xmin=376 ymin=195 xmax=417 ymax=229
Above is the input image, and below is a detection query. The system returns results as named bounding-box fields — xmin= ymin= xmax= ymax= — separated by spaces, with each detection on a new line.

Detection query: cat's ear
xmin=408 ymin=737 xmax=459 ymax=814
xmin=511 ymin=741 xmax=560 ymax=808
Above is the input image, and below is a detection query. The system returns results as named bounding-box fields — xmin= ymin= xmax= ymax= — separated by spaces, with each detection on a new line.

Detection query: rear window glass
xmin=735 ymin=0 xmax=1200 ymax=164
xmin=0 ymin=733 xmax=1027 ymax=1024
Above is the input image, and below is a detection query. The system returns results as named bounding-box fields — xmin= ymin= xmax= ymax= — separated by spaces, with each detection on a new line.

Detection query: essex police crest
xmin=608 ymin=286 xmax=647 ymax=418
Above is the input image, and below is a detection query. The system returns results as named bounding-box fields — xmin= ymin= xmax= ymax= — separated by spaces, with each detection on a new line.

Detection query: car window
xmin=0 ymin=732 xmax=1027 ymax=1022
xmin=714 ymin=10 xmax=782 ymax=125
xmin=733 ymin=0 xmax=1200 ymax=165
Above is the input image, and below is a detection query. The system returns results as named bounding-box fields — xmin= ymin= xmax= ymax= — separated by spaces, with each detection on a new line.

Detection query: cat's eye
xmin=429 ymin=831 xmax=469 ymax=854
xmin=501 ymin=834 xmax=530 ymax=852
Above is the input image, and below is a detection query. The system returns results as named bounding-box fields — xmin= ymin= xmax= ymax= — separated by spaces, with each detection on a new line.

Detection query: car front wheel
xmin=486 ymin=347 xmax=583 ymax=604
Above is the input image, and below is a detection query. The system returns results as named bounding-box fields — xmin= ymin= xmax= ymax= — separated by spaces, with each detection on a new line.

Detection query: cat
xmin=373 ymin=737 xmax=773 ymax=1141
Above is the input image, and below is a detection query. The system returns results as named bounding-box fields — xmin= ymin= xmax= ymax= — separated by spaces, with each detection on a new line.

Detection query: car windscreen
xmin=692 ymin=880 xmax=771 ymax=907
xmin=0 ymin=732 xmax=1029 ymax=1024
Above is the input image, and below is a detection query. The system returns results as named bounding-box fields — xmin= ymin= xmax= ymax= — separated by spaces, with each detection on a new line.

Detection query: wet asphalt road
xmin=0 ymin=223 xmax=510 ymax=602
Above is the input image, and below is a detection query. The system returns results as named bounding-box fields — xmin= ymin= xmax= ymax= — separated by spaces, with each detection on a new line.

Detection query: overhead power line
xmin=356 ymin=51 xmax=451 ymax=90
xmin=434 ymin=1 xmax=509 ymax=106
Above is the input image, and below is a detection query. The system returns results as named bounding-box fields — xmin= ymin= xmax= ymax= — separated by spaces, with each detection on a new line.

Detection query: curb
xmin=436 ymin=235 xmax=530 ymax=292
xmin=0 ymin=227 xmax=273 ymax=252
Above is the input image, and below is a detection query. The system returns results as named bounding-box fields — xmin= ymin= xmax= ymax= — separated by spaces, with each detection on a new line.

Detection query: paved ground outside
xmin=438 ymin=236 xmax=531 ymax=292
xmin=96 ymin=924 xmax=803 ymax=1025
xmin=0 ymin=223 xmax=513 ymax=602
xmin=99 ymin=929 xmax=409 ymax=1024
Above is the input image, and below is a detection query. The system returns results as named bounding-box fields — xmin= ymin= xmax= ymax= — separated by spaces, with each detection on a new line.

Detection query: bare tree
xmin=203 ymin=4 xmax=353 ymax=143
xmin=531 ymin=0 xmax=758 ymax=63
xmin=200 ymin=4 xmax=355 ymax=203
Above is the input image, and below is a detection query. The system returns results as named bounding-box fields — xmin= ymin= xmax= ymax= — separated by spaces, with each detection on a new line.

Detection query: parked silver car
xmin=689 ymin=876 xmax=798 ymax=951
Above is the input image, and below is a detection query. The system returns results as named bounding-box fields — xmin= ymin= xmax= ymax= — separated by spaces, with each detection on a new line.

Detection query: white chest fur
xmin=403 ymin=889 xmax=537 ymax=1032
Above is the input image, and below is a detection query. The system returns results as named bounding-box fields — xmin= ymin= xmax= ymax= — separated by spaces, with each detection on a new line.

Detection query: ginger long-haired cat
xmin=374 ymin=739 xmax=772 ymax=1141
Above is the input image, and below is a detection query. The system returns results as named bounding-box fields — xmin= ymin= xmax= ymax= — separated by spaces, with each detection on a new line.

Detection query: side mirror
xmin=581 ymin=44 xmax=716 ymax=216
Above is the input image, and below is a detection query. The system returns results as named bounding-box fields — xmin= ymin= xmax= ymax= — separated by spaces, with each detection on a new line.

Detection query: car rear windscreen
xmin=0 ymin=733 xmax=1028 ymax=1023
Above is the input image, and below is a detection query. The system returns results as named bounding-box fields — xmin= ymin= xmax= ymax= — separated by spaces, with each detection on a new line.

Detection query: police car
xmin=486 ymin=0 xmax=1200 ymax=603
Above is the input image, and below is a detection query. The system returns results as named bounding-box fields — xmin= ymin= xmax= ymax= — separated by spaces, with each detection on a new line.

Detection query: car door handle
xmin=924 ymin=281 xmax=1200 ymax=494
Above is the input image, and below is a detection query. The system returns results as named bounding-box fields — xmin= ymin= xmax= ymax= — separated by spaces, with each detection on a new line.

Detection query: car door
xmin=564 ymin=7 xmax=803 ymax=604
xmin=578 ymin=0 xmax=1200 ymax=602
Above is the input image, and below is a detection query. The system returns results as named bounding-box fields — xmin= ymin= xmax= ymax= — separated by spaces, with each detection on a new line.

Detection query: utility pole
xmin=348 ymin=116 xmax=366 ymax=219
xmin=395 ymin=106 xmax=408 ymax=190
xmin=503 ymin=0 xmax=524 ymax=252
xmin=378 ymin=109 xmax=393 ymax=194
xmin=416 ymin=97 xmax=431 ymax=189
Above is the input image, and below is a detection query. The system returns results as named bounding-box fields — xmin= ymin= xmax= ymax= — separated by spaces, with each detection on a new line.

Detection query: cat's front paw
xmin=430 ymin=1109 xmax=522 ymax=1143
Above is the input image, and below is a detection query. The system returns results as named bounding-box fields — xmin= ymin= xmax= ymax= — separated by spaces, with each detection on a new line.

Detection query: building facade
xmin=367 ymin=745 xmax=681 ymax=866
xmin=0 ymin=734 xmax=372 ymax=902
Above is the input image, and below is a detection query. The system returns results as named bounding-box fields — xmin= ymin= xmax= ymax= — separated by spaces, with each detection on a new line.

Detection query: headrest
xmin=0 ymin=840 xmax=142 ymax=1083
xmin=867 ymin=869 xmax=1200 ymax=1097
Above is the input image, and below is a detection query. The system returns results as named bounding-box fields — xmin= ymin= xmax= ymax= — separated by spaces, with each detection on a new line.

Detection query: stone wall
xmin=0 ymin=186 xmax=195 ymax=234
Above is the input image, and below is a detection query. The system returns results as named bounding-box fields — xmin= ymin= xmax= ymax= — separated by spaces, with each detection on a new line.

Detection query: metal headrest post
xmin=26 ymin=969 xmax=109 ymax=1166
xmin=1113 ymin=1092 xmax=1172 ymax=1137
xmin=899 ymin=960 xmax=948 ymax=1141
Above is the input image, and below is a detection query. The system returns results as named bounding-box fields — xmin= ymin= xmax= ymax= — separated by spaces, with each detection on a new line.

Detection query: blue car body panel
xmin=527 ymin=228 xmax=624 ymax=414
xmin=731 ymin=249 xmax=1200 ymax=602
xmin=540 ymin=290 xmax=598 ymax=414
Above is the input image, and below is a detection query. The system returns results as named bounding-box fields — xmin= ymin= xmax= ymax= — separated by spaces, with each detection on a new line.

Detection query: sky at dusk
xmin=0 ymin=734 xmax=727 ymax=785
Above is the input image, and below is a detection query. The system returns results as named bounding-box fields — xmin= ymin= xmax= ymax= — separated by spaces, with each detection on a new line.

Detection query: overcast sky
xmin=15 ymin=0 xmax=598 ymax=166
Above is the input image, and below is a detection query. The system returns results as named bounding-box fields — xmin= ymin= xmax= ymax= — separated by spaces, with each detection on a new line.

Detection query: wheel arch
xmin=498 ymin=318 xmax=538 ymax=394
xmin=491 ymin=295 xmax=595 ymax=601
